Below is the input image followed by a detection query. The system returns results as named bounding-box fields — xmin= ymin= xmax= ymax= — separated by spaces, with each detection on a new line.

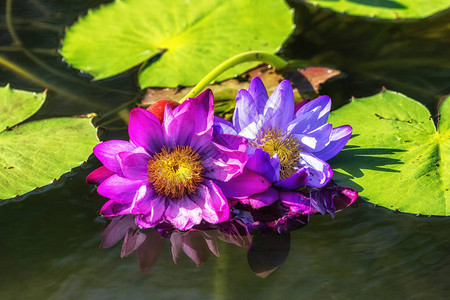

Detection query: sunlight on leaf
xmin=61 ymin=0 xmax=294 ymax=88
xmin=329 ymin=90 xmax=449 ymax=216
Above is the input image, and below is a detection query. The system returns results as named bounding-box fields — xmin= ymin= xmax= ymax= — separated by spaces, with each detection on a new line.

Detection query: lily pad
xmin=60 ymin=0 xmax=294 ymax=88
xmin=0 ymin=86 xmax=98 ymax=200
xmin=0 ymin=84 xmax=46 ymax=130
xmin=303 ymin=0 xmax=450 ymax=19
xmin=329 ymin=90 xmax=449 ymax=216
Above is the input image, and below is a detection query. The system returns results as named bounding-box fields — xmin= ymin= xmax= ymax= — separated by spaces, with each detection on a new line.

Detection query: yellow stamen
xmin=147 ymin=146 xmax=204 ymax=198
xmin=250 ymin=128 xmax=300 ymax=179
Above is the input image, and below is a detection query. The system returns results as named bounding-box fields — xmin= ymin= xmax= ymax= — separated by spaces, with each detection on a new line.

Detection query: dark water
xmin=0 ymin=1 xmax=449 ymax=299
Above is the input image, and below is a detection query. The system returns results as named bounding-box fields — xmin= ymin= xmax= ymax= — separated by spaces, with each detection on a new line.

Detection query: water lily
xmin=87 ymin=90 xmax=269 ymax=231
xmin=214 ymin=77 xmax=353 ymax=209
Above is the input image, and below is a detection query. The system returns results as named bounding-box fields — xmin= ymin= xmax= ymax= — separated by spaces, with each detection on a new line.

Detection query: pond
xmin=0 ymin=0 xmax=449 ymax=299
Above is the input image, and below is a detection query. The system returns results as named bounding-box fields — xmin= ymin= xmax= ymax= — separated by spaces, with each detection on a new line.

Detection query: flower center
xmin=250 ymin=127 xmax=300 ymax=180
xmin=147 ymin=146 xmax=204 ymax=198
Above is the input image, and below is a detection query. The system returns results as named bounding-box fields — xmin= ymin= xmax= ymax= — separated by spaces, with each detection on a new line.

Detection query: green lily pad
xmin=303 ymin=0 xmax=450 ymax=19
xmin=0 ymin=84 xmax=46 ymax=130
xmin=329 ymin=90 xmax=450 ymax=216
xmin=60 ymin=0 xmax=293 ymax=88
xmin=0 ymin=86 xmax=98 ymax=200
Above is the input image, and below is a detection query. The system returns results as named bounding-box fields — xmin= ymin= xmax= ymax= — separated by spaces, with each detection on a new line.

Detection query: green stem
xmin=180 ymin=51 xmax=287 ymax=102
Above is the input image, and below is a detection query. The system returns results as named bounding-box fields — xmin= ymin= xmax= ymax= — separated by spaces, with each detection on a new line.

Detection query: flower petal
xmin=93 ymin=140 xmax=135 ymax=174
xmin=120 ymin=152 xmax=151 ymax=180
xmin=97 ymin=174 xmax=146 ymax=204
xmin=248 ymin=77 xmax=268 ymax=114
xmin=190 ymin=180 xmax=229 ymax=224
xmin=163 ymin=104 xmax=195 ymax=147
xmin=175 ymin=89 xmax=214 ymax=137
xmin=263 ymin=80 xmax=294 ymax=129
xmin=245 ymin=148 xmax=278 ymax=182
xmin=214 ymin=169 xmax=271 ymax=198
xmin=86 ymin=166 xmax=115 ymax=185
xmin=274 ymin=168 xmax=309 ymax=190
xmin=246 ymin=187 xmax=279 ymax=209
xmin=129 ymin=108 xmax=164 ymax=154
xmin=312 ymin=125 xmax=352 ymax=161
xmin=295 ymin=95 xmax=331 ymax=125
xmin=100 ymin=200 xmax=133 ymax=217
xmin=299 ymin=152 xmax=333 ymax=188
xmin=233 ymin=89 xmax=258 ymax=133
xmin=293 ymin=123 xmax=333 ymax=152
xmin=165 ymin=196 xmax=203 ymax=231
xmin=131 ymin=185 xmax=163 ymax=215
xmin=280 ymin=191 xmax=317 ymax=215
xmin=202 ymin=134 xmax=248 ymax=182
xmin=213 ymin=116 xmax=237 ymax=135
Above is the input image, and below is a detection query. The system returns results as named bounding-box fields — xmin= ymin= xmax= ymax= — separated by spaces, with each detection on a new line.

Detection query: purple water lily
xmin=214 ymin=77 xmax=353 ymax=210
xmin=87 ymin=90 xmax=270 ymax=231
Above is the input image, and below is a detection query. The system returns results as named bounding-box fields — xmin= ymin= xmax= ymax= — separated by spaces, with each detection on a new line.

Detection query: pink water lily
xmin=88 ymin=90 xmax=270 ymax=231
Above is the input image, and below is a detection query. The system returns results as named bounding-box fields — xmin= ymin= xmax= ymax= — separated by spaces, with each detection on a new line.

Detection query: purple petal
xmin=294 ymin=99 xmax=310 ymax=113
xmin=190 ymin=180 xmax=229 ymax=224
xmin=121 ymin=228 xmax=147 ymax=258
xmin=293 ymin=123 xmax=333 ymax=152
xmin=176 ymin=90 xmax=214 ymax=137
xmin=86 ymin=166 xmax=115 ymax=185
xmin=97 ymin=174 xmax=146 ymax=204
xmin=93 ymin=140 xmax=135 ymax=174
xmin=192 ymin=89 xmax=214 ymax=136
xmin=280 ymin=191 xmax=317 ymax=215
xmin=212 ymin=133 xmax=248 ymax=153
xmin=128 ymin=108 xmax=164 ymax=154
xmin=163 ymin=103 xmax=195 ymax=146
xmin=214 ymin=169 xmax=271 ymax=198
xmin=299 ymin=153 xmax=333 ymax=188
xmin=248 ymin=77 xmax=269 ymax=114
xmin=213 ymin=116 xmax=237 ymax=136
xmin=120 ymin=152 xmax=151 ymax=180
xmin=312 ymin=125 xmax=352 ymax=161
xmin=263 ymin=80 xmax=295 ymax=129
xmin=295 ymin=95 xmax=331 ymax=125
xmin=100 ymin=215 xmax=136 ymax=249
xmin=137 ymin=229 xmax=165 ymax=274
xmin=202 ymin=134 xmax=248 ymax=182
xmin=274 ymin=168 xmax=309 ymax=190
xmin=233 ymin=89 xmax=258 ymax=133
xmin=244 ymin=187 xmax=279 ymax=209
xmin=238 ymin=118 xmax=264 ymax=140
xmin=245 ymin=149 xmax=278 ymax=182
xmin=100 ymin=200 xmax=132 ymax=217
xmin=133 ymin=189 xmax=165 ymax=227
xmin=165 ymin=196 xmax=203 ymax=231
